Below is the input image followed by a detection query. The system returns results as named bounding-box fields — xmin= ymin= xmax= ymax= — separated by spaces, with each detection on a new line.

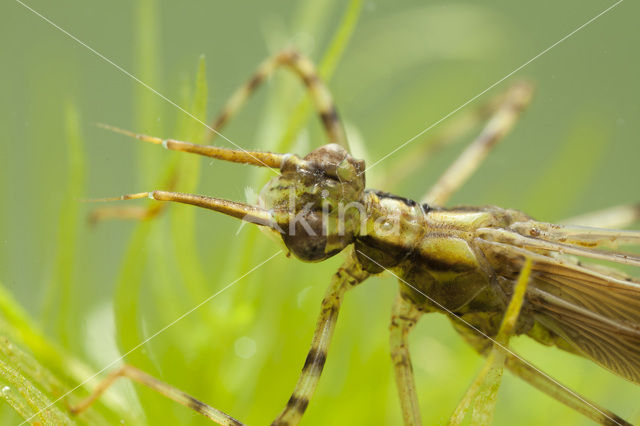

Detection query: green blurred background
xmin=1 ymin=0 xmax=639 ymax=424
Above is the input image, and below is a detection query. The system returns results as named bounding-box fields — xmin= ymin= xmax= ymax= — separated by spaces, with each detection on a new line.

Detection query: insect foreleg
xmin=421 ymin=82 xmax=533 ymax=206
xmin=206 ymin=49 xmax=348 ymax=150
xmin=68 ymin=364 xmax=243 ymax=425
xmin=91 ymin=49 xmax=346 ymax=225
xmin=389 ymin=294 xmax=424 ymax=426
xmin=449 ymin=258 xmax=532 ymax=426
xmin=272 ymin=250 xmax=369 ymax=426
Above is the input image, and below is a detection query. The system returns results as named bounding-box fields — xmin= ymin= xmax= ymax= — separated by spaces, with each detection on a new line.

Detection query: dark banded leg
xmin=206 ymin=49 xmax=348 ymax=149
xmin=91 ymin=50 xmax=347 ymax=225
xmin=389 ymin=294 xmax=423 ymax=426
xmin=272 ymin=254 xmax=369 ymax=425
xmin=69 ymin=365 xmax=244 ymax=426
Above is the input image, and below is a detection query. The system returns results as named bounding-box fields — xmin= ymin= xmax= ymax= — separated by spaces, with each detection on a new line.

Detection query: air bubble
xmin=234 ymin=337 xmax=257 ymax=359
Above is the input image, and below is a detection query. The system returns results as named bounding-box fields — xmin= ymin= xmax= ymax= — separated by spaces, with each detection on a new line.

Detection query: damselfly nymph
xmin=70 ymin=50 xmax=640 ymax=426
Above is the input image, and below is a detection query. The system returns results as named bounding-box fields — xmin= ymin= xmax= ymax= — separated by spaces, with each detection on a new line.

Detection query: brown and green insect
xmin=74 ymin=50 xmax=640 ymax=426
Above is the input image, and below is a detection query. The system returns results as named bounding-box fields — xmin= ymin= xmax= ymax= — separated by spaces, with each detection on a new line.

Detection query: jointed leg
xmin=206 ymin=49 xmax=348 ymax=149
xmin=107 ymin=50 xmax=346 ymax=159
xmin=421 ymin=82 xmax=533 ymax=206
xmin=384 ymin=83 xmax=527 ymax=189
xmin=450 ymin=256 xmax=632 ymax=425
xmin=92 ymin=49 xmax=347 ymax=224
xmin=272 ymin=250 xmax=369 ymax=425
xmin=449 ymin=335 xmax=633 ymax=426
xmin=449 ymin=258 xmax=532 ymax=426
xmin=560 ymin=203 xmax=640 ymax=229
xmin=69 ymin=365 xmax=243 ymax=426
xmin=389 ymin=294 xmax=423 ymax=426
xmin=504 ymin=355 xmax=631 ymax=426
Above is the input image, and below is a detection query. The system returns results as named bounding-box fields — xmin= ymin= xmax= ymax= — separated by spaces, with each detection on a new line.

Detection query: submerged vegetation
xmin=1 ymin=0 xmax=639 ymax=424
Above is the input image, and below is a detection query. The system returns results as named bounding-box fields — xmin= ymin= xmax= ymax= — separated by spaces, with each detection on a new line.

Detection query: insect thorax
xmin=257 ymin=143 xmax=536 ymax=319
xmin=355 ymin=200 xmax=532 ymax=314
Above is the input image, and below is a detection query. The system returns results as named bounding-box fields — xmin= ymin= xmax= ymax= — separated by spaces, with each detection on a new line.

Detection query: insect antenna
xmin=84 ymin=191 xmax=277 ymax=229
xmin=97 ymin=123 xmax=285 ymax=169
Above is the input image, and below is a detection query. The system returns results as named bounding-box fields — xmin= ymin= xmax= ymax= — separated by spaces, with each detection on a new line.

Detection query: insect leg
xmin=91 ymin=49 xmax=344 ymax=224
xmin=449 ymin=258 xmax=532 ymax=425
xmin=272 ymin=253 xmax=369 ymax=425
xmin=421 ymin=82 xmax=533 ymax=206
xmin=383 ymin=83 xmax=525 ymax=189
xmin=504 ymin=356 xmax=632 ymax=426
xmin=449 ymin=336 xmax=633 ymax=426
xmin=560 ymin=203 xmax=640 ymax=229
xmin=389 ymin=294 xmax=423 ymax=426
xmin=68 ymin=364 xmax=243 ymax=425
xmin=206 ymin=49 xmax=347 ymax=149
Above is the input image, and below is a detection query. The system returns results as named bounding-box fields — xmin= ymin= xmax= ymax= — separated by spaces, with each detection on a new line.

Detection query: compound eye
xmin=336 ymin=158 xmax=356 ymax=181
xmin=281 ymin=211 xmax=329 ymax=262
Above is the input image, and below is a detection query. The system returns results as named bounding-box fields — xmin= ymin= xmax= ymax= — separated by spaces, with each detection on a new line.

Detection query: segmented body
xmin=75 ymin=47 xmax=639 ymax=426
xmin=348 ymin=189 xmax=640 ymax=385
xmin=256 ymin=143 xmax=640 ymax=387
xmin=356 ymin=192 xmax=567 ymax=354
